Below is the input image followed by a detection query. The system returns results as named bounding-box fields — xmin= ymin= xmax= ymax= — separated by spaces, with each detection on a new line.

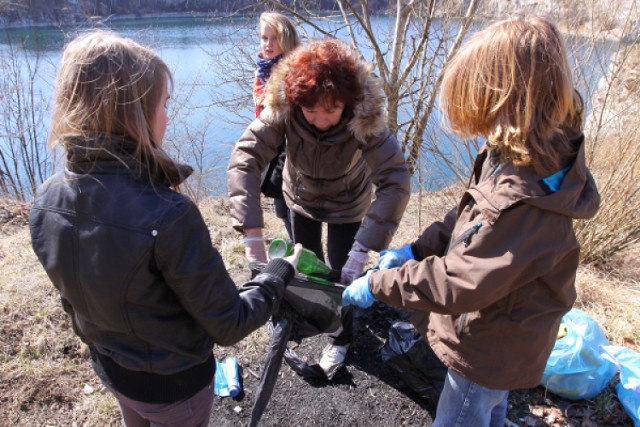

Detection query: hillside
xmin=0 ymin=0 xmax=251 ymax=28
xmin=0 ymin=0 xmax=384 ymax=28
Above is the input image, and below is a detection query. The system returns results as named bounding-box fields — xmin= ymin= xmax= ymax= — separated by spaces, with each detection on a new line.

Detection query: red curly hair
xmin=284 ymin=39 xmax=362 ymax=112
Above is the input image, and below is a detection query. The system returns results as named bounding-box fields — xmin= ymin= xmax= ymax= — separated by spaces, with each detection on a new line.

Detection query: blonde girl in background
xmin=254 ymin=12 xmax=300 ymax=117
xmin=30 ymin=30 xmax=301 ymax=427
xmin=254 ymin=12 xmax=301 ymax=240
xmin=343 ymin=14 xmax=600 ymax=426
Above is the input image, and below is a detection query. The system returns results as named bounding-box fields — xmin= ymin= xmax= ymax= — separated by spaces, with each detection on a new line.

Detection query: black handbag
xmin=260 ymin=143 xmax=286 ymax=199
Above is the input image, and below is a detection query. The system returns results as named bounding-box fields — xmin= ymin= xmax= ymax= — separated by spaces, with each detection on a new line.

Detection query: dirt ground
xmin=208 ymin=289 xmax=633 ymax=427
xmin=209 ymin=279 xmax=439 ymax=427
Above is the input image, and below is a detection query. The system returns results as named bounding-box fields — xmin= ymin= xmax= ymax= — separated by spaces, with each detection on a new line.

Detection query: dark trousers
xmin=273 ymin=197 xmax=293 ymax=241
xmin=291 ymin=211 xmax=360 ymax=346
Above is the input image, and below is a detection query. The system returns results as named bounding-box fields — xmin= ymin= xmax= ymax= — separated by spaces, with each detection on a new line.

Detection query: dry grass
xmin=0 ymin=227 xmax=120 ymax=425
xmin=575 ymin=44 xmax=640 ymax=262
xmin=576 ymin=258 xmax=640 ymax=350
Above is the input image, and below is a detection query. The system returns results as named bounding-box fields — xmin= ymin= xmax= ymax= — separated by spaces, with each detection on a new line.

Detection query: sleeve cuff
xmin=410 ymin=242 xmax=422 ymax=261
xmin=352 ymin=240 xmax=369 ymax=252
xmin=262 ymin=258 xmax=295 ymax=285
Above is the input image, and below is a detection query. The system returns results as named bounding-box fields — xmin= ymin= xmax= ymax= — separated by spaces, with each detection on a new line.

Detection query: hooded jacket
xmin=369 ymin=137 xmax=600 ymax=390
xmin=227 ymin=41 xmax=410 ymax=251
xmin=29 ymin=134 xmax=295 ymax=403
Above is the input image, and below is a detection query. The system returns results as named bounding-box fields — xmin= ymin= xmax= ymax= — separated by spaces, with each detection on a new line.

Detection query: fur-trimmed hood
xmin=261 ymin=39 xmax=387 ymax=142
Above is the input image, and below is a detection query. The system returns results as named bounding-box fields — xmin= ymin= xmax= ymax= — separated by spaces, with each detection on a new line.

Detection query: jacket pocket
xmin=455 ymin=313 xmax=468 ymax=338
xmin=504 ymin=291 xmax=517 ymax=318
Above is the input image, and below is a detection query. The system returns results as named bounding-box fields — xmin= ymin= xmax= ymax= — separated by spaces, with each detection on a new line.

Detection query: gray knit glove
xmin=340 ymin=241 xmax=369 ymax=284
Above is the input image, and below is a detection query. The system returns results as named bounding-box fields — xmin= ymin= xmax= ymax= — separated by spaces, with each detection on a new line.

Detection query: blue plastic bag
xmin=541 ymin=308 xmax=617 ymax=400
xmin=214 ymin=356 xmax=241 ymax=397
xmin=601 ymin=346 xmax=640 ymax=426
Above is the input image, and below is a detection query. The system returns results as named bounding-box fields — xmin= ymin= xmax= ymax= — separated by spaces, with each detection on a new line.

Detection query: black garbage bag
xmin=248 ymin=262 xmax=346 ymax=426
xmin=248 ymin=306 xmax=293 ymax=427
xmin=380 ymin=321 xmax=447 ymax=403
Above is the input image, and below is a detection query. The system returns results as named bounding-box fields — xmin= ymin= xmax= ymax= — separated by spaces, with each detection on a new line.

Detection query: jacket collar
xmin=466 ymin=135 xmax=599 ymax=222
xmin=261 ymin=41 xmax=387 ymax=143
xmin=62 ymin=133 xmax=193 ymax=187
xmin=289 ymin=107 xmax=352 ymax=145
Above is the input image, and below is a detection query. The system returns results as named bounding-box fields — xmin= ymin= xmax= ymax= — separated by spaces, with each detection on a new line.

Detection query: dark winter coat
xmin=369 ymin=137 xmax=600 ymax=390
xmin=29 ymin=134 xmax=295 ymax=403
xmin=227 ymin=42 xmax=411 ymax=251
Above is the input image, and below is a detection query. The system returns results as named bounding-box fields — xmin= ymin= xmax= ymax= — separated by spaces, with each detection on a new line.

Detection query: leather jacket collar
xmin=62 ymin=133 xmax=193 ymax=188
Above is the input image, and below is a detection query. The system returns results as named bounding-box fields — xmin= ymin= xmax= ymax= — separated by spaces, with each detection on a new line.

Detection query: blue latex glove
xmin=378 ymin=243 xmax=414 ymax=270
xmin=342 ymin=270 xmax=377 ymax=308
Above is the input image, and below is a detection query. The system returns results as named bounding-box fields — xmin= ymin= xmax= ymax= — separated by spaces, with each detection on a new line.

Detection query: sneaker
xmin=318 ymin=344 xmax=349 ymax=378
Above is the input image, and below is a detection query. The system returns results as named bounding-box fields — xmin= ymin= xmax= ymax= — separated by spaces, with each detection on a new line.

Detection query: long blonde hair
xmin=259 ymin=12 xmax=300 ymax=55
xmin=439 ymin=14 xmax=583 ymax=174
xmin=50 ymin=30 xmax=181 ymax=183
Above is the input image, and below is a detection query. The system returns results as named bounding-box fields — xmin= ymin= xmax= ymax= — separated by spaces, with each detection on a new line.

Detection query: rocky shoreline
xmin=0 ymin=0 xmax=246 ymax=29
xmin=0 ymin=11 xmax=215 ymax=30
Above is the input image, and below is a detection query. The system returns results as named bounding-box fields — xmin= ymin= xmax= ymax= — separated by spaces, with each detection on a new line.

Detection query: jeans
xmin=434 ymin=369 xmax=509 ymax=427
xmin=290 ymin=211 xmax=360 ymax=345
xmin=103 ymin=381 xmax=213 ymax=427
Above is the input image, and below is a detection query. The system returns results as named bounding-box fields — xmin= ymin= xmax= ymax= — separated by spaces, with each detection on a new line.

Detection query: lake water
xmin=0 ymin=15 xmax=617 ymax=198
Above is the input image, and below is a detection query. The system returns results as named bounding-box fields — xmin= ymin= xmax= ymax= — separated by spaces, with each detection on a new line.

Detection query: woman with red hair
xmin=227 ymin=39 xmax=410 ymax=378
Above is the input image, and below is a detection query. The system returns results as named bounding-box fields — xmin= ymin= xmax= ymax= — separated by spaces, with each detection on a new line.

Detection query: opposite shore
xmin=0 ymin=1 xmax=637 ymax=42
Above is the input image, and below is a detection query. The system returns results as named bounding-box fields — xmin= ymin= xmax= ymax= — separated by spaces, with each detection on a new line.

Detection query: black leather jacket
xmin=30 ymin=135 xmax=294 ymax=401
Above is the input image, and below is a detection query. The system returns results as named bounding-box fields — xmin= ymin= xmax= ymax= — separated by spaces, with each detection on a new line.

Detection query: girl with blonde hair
xmin=343 ymin=14 xmax=600 ymax=426
xmin=30 ymin=30 xmax=301 ymax=426
xmin=253 ymin=11 xmax=301 ymax=240
xmin=254 ymin=11 xmax=300 ymax=117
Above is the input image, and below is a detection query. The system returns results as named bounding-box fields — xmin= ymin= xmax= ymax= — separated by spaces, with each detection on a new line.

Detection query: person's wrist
xmin=263 ymin=258 xmax=295 ymax=285
xmin=349 ymin=241 xmax=369 ymax=263
xmin=401 ymin=243 xmax=414 ymax=260
xmin=352 ymin=241 xmax=368 ymax=253
xmin=244 ymin=227 xmax=263 ymax=238
xmin=362 ymin=270 xmax=376 ymax=306
xmin=243 ymin=228 xmax=264 ymax=243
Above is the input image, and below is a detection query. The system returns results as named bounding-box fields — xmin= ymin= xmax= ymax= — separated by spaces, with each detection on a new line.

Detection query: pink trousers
xmin=104 ymin=381 xmax=213 ymax=427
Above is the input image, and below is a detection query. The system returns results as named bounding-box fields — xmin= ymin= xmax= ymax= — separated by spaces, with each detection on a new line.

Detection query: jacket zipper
xmin=313 ymin=135 xmax=323 ymax=178
xmin=446 ymin=222 xmax=483 ymax=255
xmin=445 ymin=222 xmax=482 ymax=338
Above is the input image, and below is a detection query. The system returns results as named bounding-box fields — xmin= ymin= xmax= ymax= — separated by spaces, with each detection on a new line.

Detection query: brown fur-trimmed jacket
xmin=227 ymin=41 xmax=410 ymax=251
xmin=369 ymin=138 xmax=600 ymax=390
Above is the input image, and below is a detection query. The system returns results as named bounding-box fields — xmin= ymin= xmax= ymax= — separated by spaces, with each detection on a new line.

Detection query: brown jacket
xmin=370 ymin=138 xmax=600 ymax=389
xmin=227 ymin=42 xmax=410 ymax=251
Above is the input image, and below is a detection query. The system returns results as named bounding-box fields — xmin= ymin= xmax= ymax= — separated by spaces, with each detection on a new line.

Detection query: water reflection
xmin=0 ymin=16 xmax=618 ymax=198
